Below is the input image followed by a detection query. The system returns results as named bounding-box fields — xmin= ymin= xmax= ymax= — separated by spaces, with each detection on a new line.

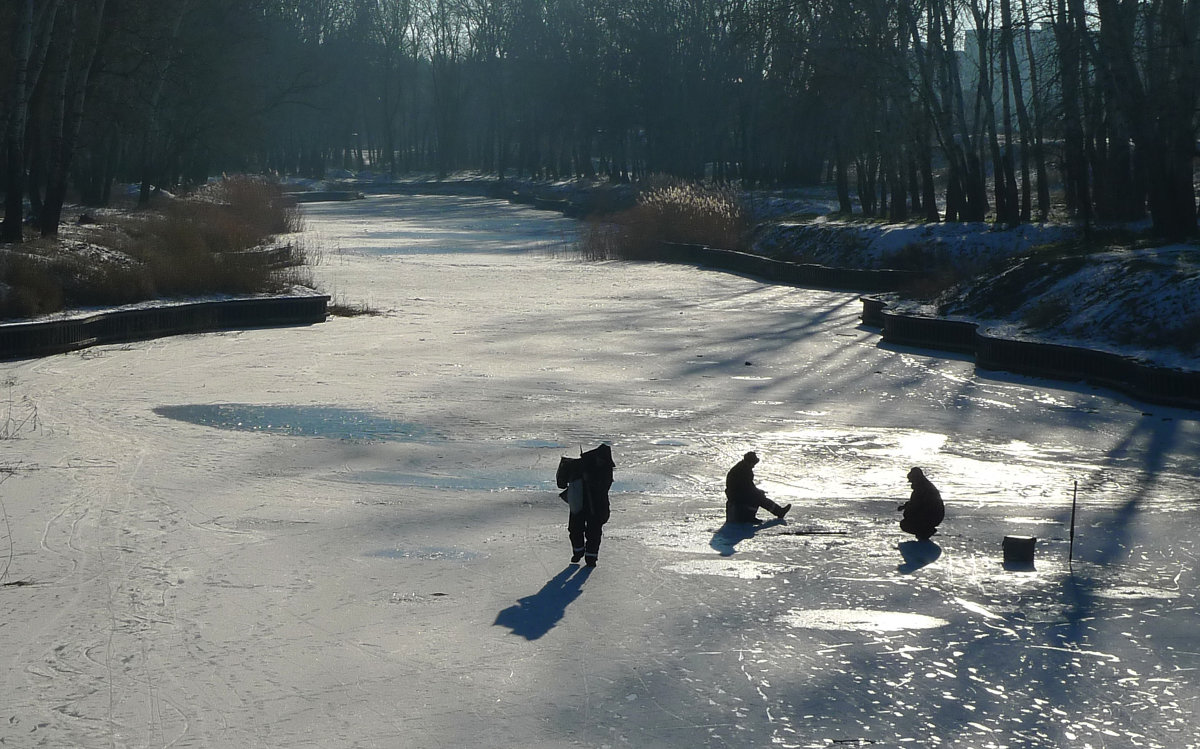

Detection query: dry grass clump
xmin=0 ymin=251 xmax=71 ymax=317
xmin=580 ymin=179 xmax=747 ymax=260
xmin=327 ymin=299 xmax=381 ymax=317
xmin=1 ymin=177 xmax=308 ymax=319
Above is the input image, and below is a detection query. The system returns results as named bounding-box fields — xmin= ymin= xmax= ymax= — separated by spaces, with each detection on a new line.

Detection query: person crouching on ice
xmin=724 ymin=451 xmax=791 ymax=523
xmin=556 ymin=444 xmax=615 ymax=567
xmin=898 ymin=466 xmax=944 ymax=541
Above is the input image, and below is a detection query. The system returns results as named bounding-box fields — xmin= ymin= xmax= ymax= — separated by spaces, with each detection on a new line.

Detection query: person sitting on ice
xmin=898 ymin=466 xmax=944 ymax=541
xmin=724 ymin=451 xmax=791 ymax=523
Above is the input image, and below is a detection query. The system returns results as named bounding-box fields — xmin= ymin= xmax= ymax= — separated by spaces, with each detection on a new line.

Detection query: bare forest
xmin=2 ymin=0 xmax=1199 ymax=244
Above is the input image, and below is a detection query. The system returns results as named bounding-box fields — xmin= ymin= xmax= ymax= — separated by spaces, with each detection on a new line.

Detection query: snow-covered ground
xmin=744 ymin=188 xmax=1200 ymax=369
xmin=1 ymin=194 xmax=1197 ymax=748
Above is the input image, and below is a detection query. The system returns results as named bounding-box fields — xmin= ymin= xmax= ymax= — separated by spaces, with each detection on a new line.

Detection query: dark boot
xmin=764 ymin=499 xmax=791 ymax=519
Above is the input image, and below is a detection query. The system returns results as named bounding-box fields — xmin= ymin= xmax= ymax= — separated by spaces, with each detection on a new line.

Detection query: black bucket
xmin=1002 ymin=535 xmax=1037 ymax=568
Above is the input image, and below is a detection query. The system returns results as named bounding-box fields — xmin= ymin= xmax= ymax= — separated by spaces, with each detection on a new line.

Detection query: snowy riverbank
xmin=300 ymin=175 xmax=1200 ymax=374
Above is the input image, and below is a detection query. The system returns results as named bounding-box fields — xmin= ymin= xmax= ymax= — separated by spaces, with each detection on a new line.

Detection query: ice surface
xmin=1 ymin=194 xmax=1196 ymax=748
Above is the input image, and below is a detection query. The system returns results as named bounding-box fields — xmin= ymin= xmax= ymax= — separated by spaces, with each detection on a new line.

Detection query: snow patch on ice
xmin=610 ymin=406 xmax=695 ymax=419
xmin=664 ymin=558 xmax=800 ymax=579
xmin=778 ymin=608 xmax=950 ymax=632
xmin=1002 ymin=516 xmax=1060 ymax=526
xmin=1092 ymin=585 xmax=1180 ymax=601
xmin=369 ymin=547 xmax=479 ymax=561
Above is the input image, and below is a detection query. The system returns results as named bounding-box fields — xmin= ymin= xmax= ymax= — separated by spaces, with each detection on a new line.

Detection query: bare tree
xmin=1094 ymin=0 xmax=1199 ymax=237
xmin=38 ymin=0 xmax=108 ymax=236
xmin=3 ymin=0 xmax=61 ymax=242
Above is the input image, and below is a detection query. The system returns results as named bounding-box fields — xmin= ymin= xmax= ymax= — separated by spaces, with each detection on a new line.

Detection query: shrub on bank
xmin=1 ymin=177 xmax=308 ymax=319
xmin=580 ymin=179 xmax=746 ymax=260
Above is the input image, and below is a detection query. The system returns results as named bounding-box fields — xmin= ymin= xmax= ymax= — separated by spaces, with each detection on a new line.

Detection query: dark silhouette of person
xmin=898 ymin=466 xmax=944 ymax=541
xmin=724 ymin=451 xmax=791 ymax=523
xmin=555 ymin=443 xmax=615 ymax=567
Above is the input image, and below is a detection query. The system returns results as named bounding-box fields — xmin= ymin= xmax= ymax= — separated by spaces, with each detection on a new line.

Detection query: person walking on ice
xmin=898 ymin=466 xmax=944 ymax=541
xmin=724 ymin=451 xmax=791 ymax=523
xmin=555 ymin=443 xmax=615 ymax=567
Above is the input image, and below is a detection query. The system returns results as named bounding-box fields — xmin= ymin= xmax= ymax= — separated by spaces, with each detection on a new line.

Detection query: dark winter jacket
xmin=902 ymin=476 xmax=945 ymax=527
xmin=556 ymin=444 xmax=615 ymax=522
xmin=725 ymin=455 xmax=766 ymax=506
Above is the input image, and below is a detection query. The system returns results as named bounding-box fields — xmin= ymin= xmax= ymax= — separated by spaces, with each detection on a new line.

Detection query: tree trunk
xmin=1057 ymin=0 xmax=1092 ymax=228
xmin=953 ymin=9 xmax=989 ymax=221
xmin=2 ymin=0 xmax=37 ymax=243
xmin=1002 ymin=0 xmax=1032 ymax=223
xmin=997 ymin=14 xmax=1020 ymax=226
xmin=856 ymin=156 xmax=878 ymax=217
xmin=918 ymin=122 xmax=939 ymax=221
xmin=888 ymin=147 xmax=908 ymax=222
xmin=1020 ymin=1 xmax=1051 ymax=220
xmin=41 ymin=1 xmax=109 ymax=237
xmin=907 ymin=151 xmax=922 ymax=215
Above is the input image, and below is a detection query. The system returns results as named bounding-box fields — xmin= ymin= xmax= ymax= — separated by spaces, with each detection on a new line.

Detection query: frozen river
xmin=1 ymin=194 xmax=1197 ymax=748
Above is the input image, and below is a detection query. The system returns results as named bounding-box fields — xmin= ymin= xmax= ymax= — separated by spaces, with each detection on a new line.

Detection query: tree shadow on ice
xmin=710 ymin=518 xmax=785 ymax=556
xmin=1059 ymin=412 xmax=1182 ymax=640
xmin=897 ymin=539 xmax=942 ymax=573
xmin=493 ymin=565 xmax=592 ymax=640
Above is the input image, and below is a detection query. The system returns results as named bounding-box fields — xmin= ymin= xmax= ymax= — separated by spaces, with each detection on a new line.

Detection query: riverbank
xmin=6 ymin=173 xmax=1198 ymax=382
xmin=0 ymin=178 xmax=307 ymax=321
xmin=445 ymin=175 xmax=1200 ymax=375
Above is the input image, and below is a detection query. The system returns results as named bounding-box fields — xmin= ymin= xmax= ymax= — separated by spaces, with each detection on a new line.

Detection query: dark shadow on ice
xmin=1059 ymin=494 xmax=1142 ymax=644
xmin=154 ymin=404 xmax=438 ymax=442
xmin=897 ymin=540 xmax=942 ymax=573
xmin=710 ymin=518 xmax=785 ymax=556
xmin=1002 ymin=559 xmax=1036 ymax=572
xmin=493 ymin=565 xmax=592 ymax=640
xmin=1058 ymin=413 xmax=1181 ymax=642
xmin=874 ymin=341 xmax=977 ymax=364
